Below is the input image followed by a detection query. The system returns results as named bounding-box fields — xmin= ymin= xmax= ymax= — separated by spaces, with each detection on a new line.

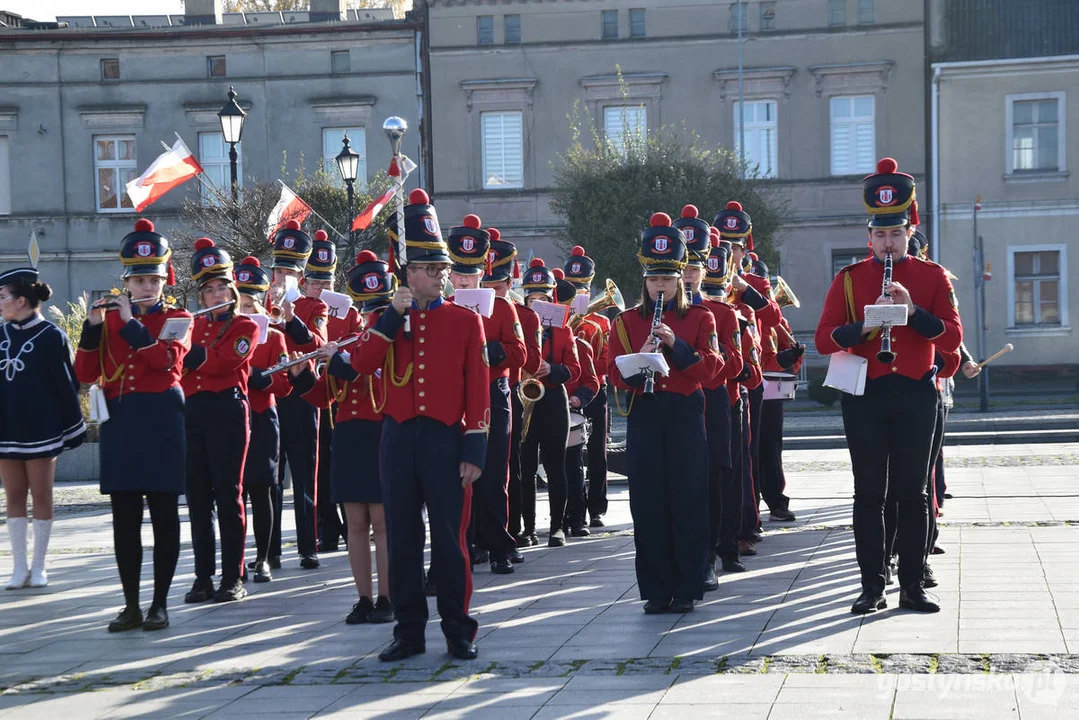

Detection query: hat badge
xmin=317 ymin=248 xmax=329 ymax=262
xmin=423 ymin=217 xmax=438 ymax=236
xmin=202 ymin=255 xmax=216 ymax=267
xmin=877 ymin=186 xmax=896 ymax=206
xmin=488 ymin=251 xmax=497 ymax=264
xmin=462 ymin=237 xmax=475 ymax=252
xmin=283 ymin=236 xmax=296 ymax=249
xmin=725 ymin=217 xmax=739 ymax=230
xmin=136 ymin=242 xmax=153 ymax=257
xmin=238 ymin=271 xmax=251 ymax=282
xmin=654 ymin=236 xmax=669 ymax=253
xmin=363 ymin=273 xmax=380 ymax=290
xmin=708 ymin=257 xmax=719 ymax=271
xmin=683 ymin=228 xmax=695 ymax=241
xmin=571 ymin=262 xmax=581 ymax=274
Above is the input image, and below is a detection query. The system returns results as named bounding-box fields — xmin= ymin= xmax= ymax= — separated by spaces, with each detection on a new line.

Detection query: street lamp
xmin=335 ymin=134 xmax=360 ymax=257
xmin=217 ymin=86 xmax=246 ymax=216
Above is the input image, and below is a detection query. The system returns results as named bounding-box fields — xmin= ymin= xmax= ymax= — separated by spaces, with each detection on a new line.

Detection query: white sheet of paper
xmin=571 ymin=293 xmax=590 ymax=316
xmin=89 ymin=384 xmax=110 ymax=423
xmin=283 ymin=275 xmax=301 ymax=303
xmin=452 ymin=288 xmax=496 ymax=318
xmin=157 ymin=316 xmax=192 ymax=342
xmin=320 ymin=290 xmax=353 ymax=319
xmin=823 ymin=351 xmax=868 ymax=396
xmin=244 ymin=312 xmax=270 ymax=344
xmin=863 ymin=303 xmax=909 ymax=329
xmin=615 ymin=352 xmax=670 ymax=379
xmin=530 ymin=300 xmax=570 ymax=328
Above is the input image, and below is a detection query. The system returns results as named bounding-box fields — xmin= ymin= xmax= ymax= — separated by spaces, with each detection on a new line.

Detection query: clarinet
xmin=642 ymin=291 xmax=665 ymax=394
xmin=876 ymin=252 xmax=896 ymax=364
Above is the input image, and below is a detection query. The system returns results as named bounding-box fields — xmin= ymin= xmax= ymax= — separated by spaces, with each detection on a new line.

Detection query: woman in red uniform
xmin=608 ymin=213 xmax=720 ymax=614
xmin=181 ymin=240 xmax=257 ymax=604
xmin=74 ymin=220 xmax=191 ymax=632
xmin=235 ymin=257 xmax=291 ymax=583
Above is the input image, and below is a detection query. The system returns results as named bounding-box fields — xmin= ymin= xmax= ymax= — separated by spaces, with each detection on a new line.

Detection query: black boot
xmin=720 ymin=556 xmax=746 ymax=573
xmin=899 ymin=585 xmax=940 ymax=613
xmin=143 ymin=605 xmax=169 ymax=631
xmin=703 ymin=552 xmax=719 ymax=592
xmin=108 ymin=605 xmax=143 ymax=632
xmin=851 ymin=589 xmax=887 ymax=614
xmin=184 ymin=577 xmax=215 ymax=604
xmin=922 ymin=564 xmax=938 ymax=589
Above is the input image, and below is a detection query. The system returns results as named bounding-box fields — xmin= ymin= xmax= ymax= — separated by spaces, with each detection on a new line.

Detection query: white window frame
xmin=601 ymin=9 xmax=618 ymax=40
xmin=0 ymin=136 xmax=10 ymax=215
xmin=629 ymin=8 xmax=645 ymax=38
xmin=858 ymin=0 xmax=875 ymax=24
xmin=1006 ymin=244 xmax=1069 ymax=331
xmin=828 ymin=0 xmax=846 ymax=26
xmin=603 ymin=105 xmax=647 ymax=156
xmin=1005 ymin=91 xmax=1066 ymax=176
xmin=321 ymin=127 xmax=368 ymax=188
xmin=94 ymin=134 xmax=137 ymax=214
xmin=481 ymin=111 xmax=524 ymax=190
xmin=733 ymin=100 xmax=779 ymax=178
xmin=198 ymin=132 xmax=243 ymax=207
xmin=830 ymin=95 xmax=876 ymax=176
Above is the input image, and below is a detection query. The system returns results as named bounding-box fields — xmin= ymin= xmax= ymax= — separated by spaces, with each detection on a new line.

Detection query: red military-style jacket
xmin=75 ymin=304 xmax=192 ymax=400
xmin=536 ymin=322 xmax=581 ymax=389
xmin=739 ymin=273 xmax=782 ymax=330
xmin=327 ymin=305 xmax=362 ymax=343
xmin=276 ymin=295 xmax=328 ymax=353
xmin=815 ymin=255 xmax=963 ymax=382
xmin=727 ymin=302 xmax=763 ymax=405
xmin=693 ymin=293 xmax=742 ymax=391
xmin=181 ymin=313 xmax=258 ymax=397
xmin=351 ymin=297 xmax=490 ymax=468
xmin=246 ymin=327 xmax=292 ymax=415
xmin=299 ymin=308 xmax=384 ymax=424
xmin=567 ymin=336 xmax=601 ymax=408
xmin=472 ymin=296 xmax=527 ymax=383
xmin=608 ymin=302 xmax=720 ymax=398
xmin=575 ymin=313 xmax=610 ymax=382
xmin=762 ymin=317 xmax=805 ymax=375
xmin=509 ymin=300 xmax=543 ymax=386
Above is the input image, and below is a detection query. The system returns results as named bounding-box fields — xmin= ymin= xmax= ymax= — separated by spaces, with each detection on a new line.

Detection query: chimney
xmin=310 ymin=0 xmax=347 ymax=23
xmin=185 ymin=0 xmax=223 ymax=26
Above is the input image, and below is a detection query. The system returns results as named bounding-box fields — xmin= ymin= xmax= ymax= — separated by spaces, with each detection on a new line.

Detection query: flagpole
xmin=384 ymin=116 xmax=410 ymax=338
xmin=275 ymin=180 xmax=347 ymax=242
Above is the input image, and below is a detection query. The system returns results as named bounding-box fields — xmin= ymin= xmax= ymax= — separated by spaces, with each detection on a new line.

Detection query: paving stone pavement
xmin=2 ymin=443 xmax=1079 ymax=718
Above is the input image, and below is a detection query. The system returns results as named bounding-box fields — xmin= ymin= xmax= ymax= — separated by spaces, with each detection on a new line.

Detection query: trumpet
xmin=260 ymin=334 xmax=361 ymax=376
xmin=569 ymin=279 xmax=625 ymax=329
xmin=642 ymin=291 xmax=665 ymax=394
xmin=877 ymin=252 xmax=896 ymax=364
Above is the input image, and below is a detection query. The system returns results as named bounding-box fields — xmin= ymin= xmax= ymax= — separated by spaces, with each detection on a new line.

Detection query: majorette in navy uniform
xmin=447 ymin=214 xmax=527 ymax=574
xmin=815 ymin=157 xmax=962 ymax=615
xmin=519 ymin=259 xmax=581 ymax=548
xmin=181 ymin=239 xmax=257 ymax=604
xmin=267 ymin=219 xmax=328 ymax=569
xmin=351 ymin=189 xmax=490 ymax=661
xmin=74 ymin=219 xmax=192 ymax=633
xmin=608 ymin=212 xmax=721 ymax=614
xmin=562 ymin=245 xmax=612 ymax=528
xmin=290 ymin=250 xmax=396 ymax=626
xmin=0 ymin=262 xmax=86 ymax=591
xmin=234 ymin=257 xmax=291 ymax=584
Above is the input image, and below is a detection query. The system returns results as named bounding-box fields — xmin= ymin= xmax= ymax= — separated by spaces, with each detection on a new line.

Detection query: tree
xmin=549 ymin=105 xmax=787 ymax=301
xmin=220 ymin=0 xmax=413 ymax=17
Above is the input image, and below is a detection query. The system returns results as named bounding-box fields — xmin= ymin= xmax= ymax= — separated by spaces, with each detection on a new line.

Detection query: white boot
xmin=29 ymin=519 xmax=52 ymax=588
xmin=5 ymin=517 xmax=29 ymax=590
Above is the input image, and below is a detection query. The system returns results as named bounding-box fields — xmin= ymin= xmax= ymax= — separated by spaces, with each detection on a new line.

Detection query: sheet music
xmin=244 ymin=313 xmax=270 ymax=344
xmin=320 ymin=290 xmax=353 ymax=319
xmin=823 ymin=351 xmax=867 ymax=396
xmin=452 ymin=288 xmax=496 ymax=318
xmin=157 ymin=317 xmax=192 ymax=342
xmin=863 ymin=303 xmax=909 ymax=328
xmin=530 ymin=300 xmax=570 ymax=328
xmin=283 ymin=275 xmax=301 ymax=303
xmin=615 ymin=352 xmax=670 ymax=379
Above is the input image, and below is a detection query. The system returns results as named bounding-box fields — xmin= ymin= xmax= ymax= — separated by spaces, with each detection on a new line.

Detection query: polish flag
xmin=125 ymin=137 xmax=203 ymax=212
xmin=352 ymin=188 xmax=396 ymax=231
xmin=266 ymin=184 xmax=312 ymax=241
xmin=388 ymin=154 xmax=418 ymax=179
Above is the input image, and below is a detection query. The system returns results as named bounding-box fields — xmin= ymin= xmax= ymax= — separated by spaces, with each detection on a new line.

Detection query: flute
xmin=192 ymin=300 xmax=236 ymax=317
xmin=260 ymin=334 xmax=361 ymax=376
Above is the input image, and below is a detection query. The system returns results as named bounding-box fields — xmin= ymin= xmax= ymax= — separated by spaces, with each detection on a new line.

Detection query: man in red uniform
xmin=447 ymin=214 xmax=526 ymax=574
xmin=352 ymin=189 xmax=489 ymax=661
xmin=816 ymin=158 xmax=962 ymax=615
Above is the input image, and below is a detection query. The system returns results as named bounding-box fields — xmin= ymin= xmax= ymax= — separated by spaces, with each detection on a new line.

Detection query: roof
xmin=939 ymin=0 xmax=1079 ymax=62
xmin=0 ymin=7 xmax=393 ymax=30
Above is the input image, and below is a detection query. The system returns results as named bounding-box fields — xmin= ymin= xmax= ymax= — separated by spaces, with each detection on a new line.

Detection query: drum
xmin=762 ymin=372 xmax=798 ymax=401
xmin=568 ymin=412 xmax=591 ymax=447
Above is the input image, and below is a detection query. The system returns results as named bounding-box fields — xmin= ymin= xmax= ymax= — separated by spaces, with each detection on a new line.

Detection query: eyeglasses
xmin=411 ymin=264 xmax=451 ymax=278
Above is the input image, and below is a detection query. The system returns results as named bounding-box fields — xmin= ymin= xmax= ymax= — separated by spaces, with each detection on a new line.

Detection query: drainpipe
xmin=931 ymin=65 xmax=941 ymax=264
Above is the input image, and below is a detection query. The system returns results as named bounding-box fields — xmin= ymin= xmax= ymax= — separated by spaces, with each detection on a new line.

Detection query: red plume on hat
xmin=553 ymin=268 xmax=565 ymax=280
xmin=355 ymin=250 xmax=378 ymax=265
xmin=285 ymin=219 xmax=301 ymax=230
xmin=314 ymin=229 xmax=329 ymax=241
xmin=242 ymin=256 xmax=261 ymax=267
xmin=651 ymin=212 xmax=672 ymax=227
xmin=409 ymin=188 xmax=430 ymax=204
xmin=530 ymin=257 xmax=544 ymax=268
xmin=571 ymin=245 xmax=587 ymax=256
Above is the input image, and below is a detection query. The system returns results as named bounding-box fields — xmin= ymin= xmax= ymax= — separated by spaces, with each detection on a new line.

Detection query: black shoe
xmin=851 ymin=590 xmax=887 ymax=614
xmin=930 ymin=545 xmax=946 ymax=555
xmin=899 ymin=586 xmax=941 ymax=613
xmin=379 ymin=639 xmax=425 ymax=662
xmin=470 ymin=548 xmax=489 ymax=568
xmin=528 ymin=533 xmax=539 ymax=547
xmin=214 ymin=579 xmax=247 ymax=603
xmin=300 ymin=554 xmax=320 ymax=569
xmin=317 ymin=542 xmax=339 ymax=553
xmin=589 ymin=516 xmax=605 ymax=528
xmin=569 ymin=525 xmax=590 ymax=537
xmin=253 ymin=561 xmax=273 ymax=583
xmin=720 ymin=557 xmax=746 ymax=573
xmin=643 ymin=599 xmax=670 ymax=614
xmin=346 ymin=596 xmax=374 ymax=625
xmin=268 ymin=555 xmax=282 ymax=570
xmin=669 ymin=598 xmax=695 ymax=613
xmin=738 ymin=540 xmax=757 ymax=557
xmin=184 ymin=577 xmax=215 ymax=604
xmin=368 ymin=596 xmax=395 ymax=624
xmin=446 ymin=637 xmax=478 ymax=660
xmin=922 ymin=565 xmax=938 ymax=589
xmin=886 ymin=557 xmax=897 ymax=586
xmin=548 ymin=529 xmax=566 ymax=547
xmin=943 ymin=492 xmax=953 ymax=500
xmin=490 ymin=557 xmax=514 ymax=575
xmin=108 ymin=605 xmax=143 ymax=632
xmin=704 ymin=563 xmax=719 ymax=592
xmin=768 ymin=508 xmax=796 ymax=522
xmin=508 ymin=548 xmax=525 ymax=564
xmin=246 ymin=560 xmax=258 ymax=570
xmin=143 ymin=605 xmax=169 ymax=631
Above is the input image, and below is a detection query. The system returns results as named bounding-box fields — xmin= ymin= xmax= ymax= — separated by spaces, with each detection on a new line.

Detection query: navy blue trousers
xmin=317 ymin=407 xmax=346 ymax=547
xmin=277 ymin=392 xmax=319 ymax=558
xmin=584 ymin=382 xmax=609 ymax=519
xmin=704 ymin=387 xmax=736 ymax=560
xmin=381 ymin=417 xmax=477 ymax=645
xmin=507 ymin=385 xmax=525 ymax=540
xmin=565 ymin=443 xmax=587 ymax=530
xmin=718 ymin=397 xmax=745 ymax=560
xmin=758 ymin=399 xmax=791 ymax=512
xmin=625 ymin=391 xmax=709 ymax=603
xmin=471 ymin=379 xmax=516 ymax=558
xmin=738 ymin=390 xmax=759 ymax=541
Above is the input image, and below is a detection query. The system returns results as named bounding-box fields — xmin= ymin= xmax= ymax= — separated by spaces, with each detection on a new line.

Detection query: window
xmin=0 ymin=136 xmax=9 ymax=215
xmin=322 ymin=128 xmax=368 ymax=186
xmin=830 ymin=95 xmax=875 ymax=175
xmin=1010 ymin=247 xmax=1066 ymax=327
xmin=331 ymin=50 xmax=350 ymax=75
xmin=601 ymin=9 xmax=618 ymax=40
xmin=629 ymin=9 xmax=646 ymax=38
xmin=481 ymin=111 xmax=524 ymax=189
xmin=101 ymin=58 xmax=119 ymax=81
xmin=734 ymin=100 xmax=778 ymax=178
xmin=477 ymin=15 xmax=494 ymax=45
xmin=198 ymin=132 xmax=242 ymax=207
xmin=729 ymin=2 xmax=747 ymax=33
xmin=94 ymin=135 xmax=137 ymax=212
xmin=858 ymin=0 xmax=875 ymax=24
xmin=832 ymin=248 xmax=867 ymax=276
xmin=761 ymin=1 xmax=776 ymax=30
xmin=504 ymin=14 xmax=521 ymax=44
xmin=207 ymin=55 xmax=226 ymax=78
xmin=1007 ymin=93 xmax=1064 ymax=174
xmin=829 ymin=0 xmax=846 ymax=26
xmin=604 ymin=105 xmax=647 ymax=155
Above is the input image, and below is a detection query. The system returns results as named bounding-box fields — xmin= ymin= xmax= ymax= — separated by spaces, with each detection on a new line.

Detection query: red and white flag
xmin=125 ymin=137 xmax=203 ymax=212
xmin=266 ymin=183 xmax=312 ymax=241
xmin=352 ymin=188 xmax=396 ymax=231
xmin=387 ymin=154 xmax=418 ymax=179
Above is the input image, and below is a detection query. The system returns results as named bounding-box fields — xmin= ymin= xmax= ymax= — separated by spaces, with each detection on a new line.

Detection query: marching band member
xmin=351 ymin=189 xmax=489 ymax=661
xmin=562 ymin=245 xmax=611 ymax=528
xmin=447 ymin=215 xmax=527 ymax=574
xmin=181 ymin=240 xmax=257 ymax=604
xmin=519 ymin=259 xmax=581 ymax=548
xmin=75 ymin=220 xmax=191 ymax=632
xmin=609 ymin=213 xmax=720 ymax=613
xmin=0 ymin=265 xmax=86 ymax=589
xmin=815 ymin=158 xmax=962 ymax=615
xmin=291 ymin=251 xmax=396 ymax=625
xmin=268 ymin=220 xmax=328 ymax=570
xmin=482 ymin=231 xmax=538 ymax=558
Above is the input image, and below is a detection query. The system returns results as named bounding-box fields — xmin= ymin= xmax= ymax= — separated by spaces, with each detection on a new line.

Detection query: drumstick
xmin=975 ymin=343 xmax=1014 ymax=369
